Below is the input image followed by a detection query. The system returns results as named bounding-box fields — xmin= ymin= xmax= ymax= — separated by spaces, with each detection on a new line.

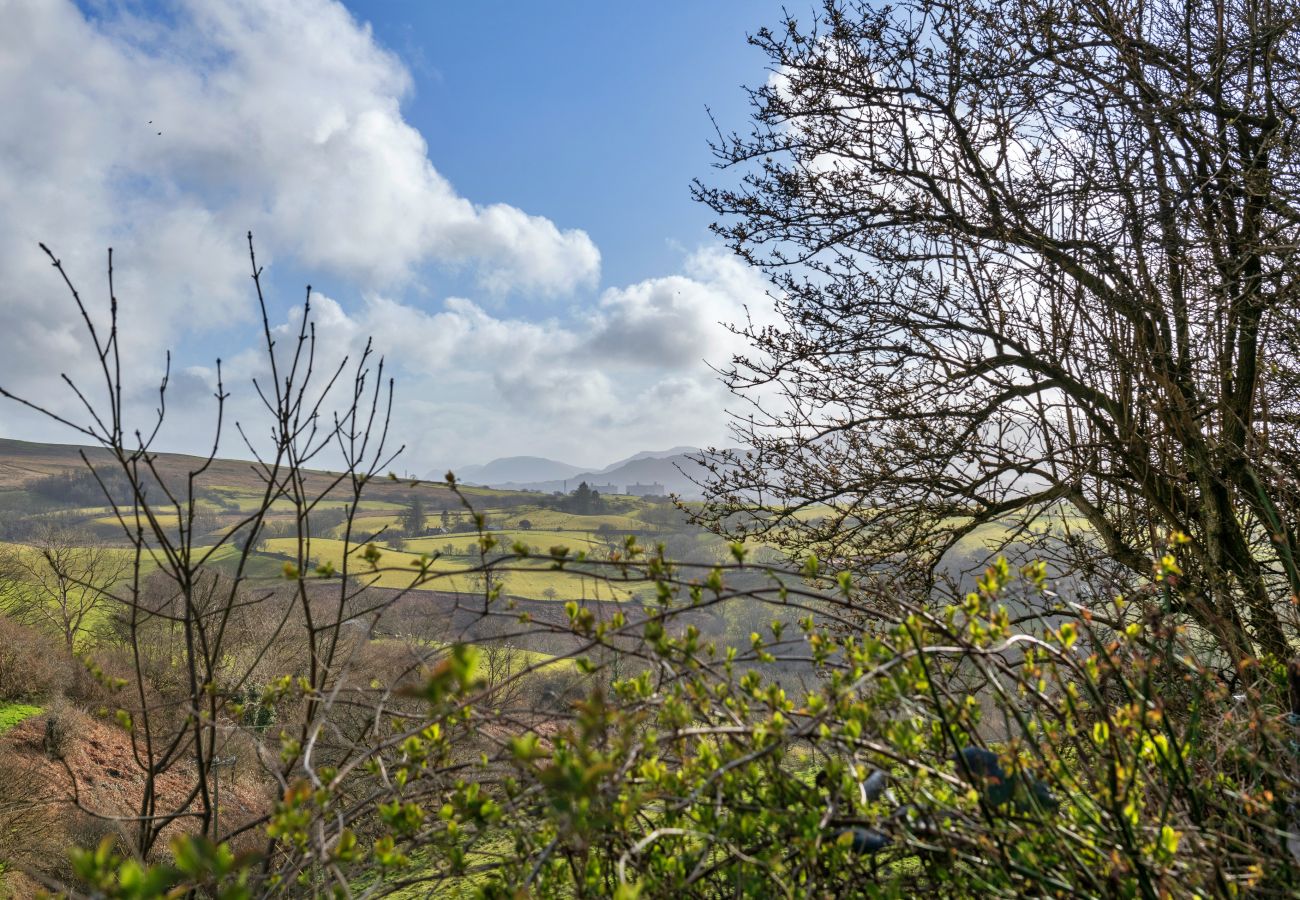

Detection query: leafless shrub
xmin=40 ymin=701 xmax=93 ymax=761
xmin=0 ymin=615 xmax=72 ymax=702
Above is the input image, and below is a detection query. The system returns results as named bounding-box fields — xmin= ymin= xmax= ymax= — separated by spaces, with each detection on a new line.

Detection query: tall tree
xmin=401 ymin=493 xmax=426 ymax=536
xmin=695 ymin=0 xmax=1300 ymax=660
xmin=564 ymin=482 xmax=602 ymax=515
xmin=0 ymin=523 xmax=130 ymax=651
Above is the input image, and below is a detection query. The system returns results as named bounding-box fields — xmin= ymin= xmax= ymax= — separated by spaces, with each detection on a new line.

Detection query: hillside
xmin=445 ymin=455 xmax=595 ymax=485
xmin=585 ymin=453 xmax=709 ymax=495
xmin=457 ymin=447 xmax=722 ymax=498
xmin=0 ymin=438 xmax=732 ymax=603
xmin=0 ymin=708 xmax=270 ymax=893
xmin=596 ymin=446 xmax=699 ymax=473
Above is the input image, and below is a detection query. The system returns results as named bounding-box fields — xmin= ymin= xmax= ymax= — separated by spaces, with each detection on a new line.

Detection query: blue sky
xmin=0 ymin=0 xmax=794 ymax=471
xmin=340 ymin=1 xmax=790 ymax=299
xmin=346 ymin=1 xmax=787 ymax=289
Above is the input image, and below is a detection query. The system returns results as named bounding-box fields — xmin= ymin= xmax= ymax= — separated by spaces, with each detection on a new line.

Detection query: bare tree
xmin=694 ymin=0 xmax=1300 ymax=661
xmin=477 ymin=638 xmax=527 ymax=708
xmin=0 ymin=235 xmax=410 ymax=859
xmin=0 ymin=523 xmax=130 ymax=651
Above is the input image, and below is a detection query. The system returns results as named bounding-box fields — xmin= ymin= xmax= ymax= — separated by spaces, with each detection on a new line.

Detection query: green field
xmin=495 ymin=508 xmax=650 ymax=532
xmin=370 ymin=637 xmax=577 ymax=679
xmin=404 ymin=529 xmax=606 ymax=555
xmin=263 ymin=537 xmax=639 ymax=602
xmin=339 ymin=514 xmax=402 ymax=537
xmin=0 ymin=438 xmax=1100 ymax=616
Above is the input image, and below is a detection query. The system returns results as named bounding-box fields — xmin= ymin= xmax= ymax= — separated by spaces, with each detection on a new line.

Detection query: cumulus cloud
xmin=0 ymin=0 xmax=774 ymax=470
xmin=585 ymin=248 xmax=772 ymax=368
xmin=0 ymin=0 xmax=598 ymax=409
xmin=221 ymin=246 xmax=778 ymax=467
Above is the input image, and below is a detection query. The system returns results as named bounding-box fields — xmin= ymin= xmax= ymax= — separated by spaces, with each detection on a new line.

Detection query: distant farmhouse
xmin=588 ymin=483 xmax=619 ymax=494
xmin=625 ymin=482 xmax=666 ymax=497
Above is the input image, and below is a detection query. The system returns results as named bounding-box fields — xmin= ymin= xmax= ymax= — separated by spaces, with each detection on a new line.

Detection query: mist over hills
xmin=449 ymin=456 xmax=594 ymax=485
xmin=437 ymin=447 xmax=720 ymax=497
xmin=596 ymin=446 xmax=698 ymax=474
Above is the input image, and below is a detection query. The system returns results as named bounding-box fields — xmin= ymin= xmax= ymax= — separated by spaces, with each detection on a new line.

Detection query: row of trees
xmin=398 ymin=496 xmax=479 ymax=536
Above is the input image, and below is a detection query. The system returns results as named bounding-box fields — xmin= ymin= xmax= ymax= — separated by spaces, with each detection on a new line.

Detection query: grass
xmin=948 ymin=510 xmax=1098 ymax=557
xmin=206 ymin=549 xmax=293 ymax=581
xmin=204 ymin=490 xmax=304 ymax=514
xmin=335 ymin=514 xmax=402 ymax=538
xmin=0 ymin=703 xmax=42 ymax=734
xmin=493 ymin=507 xmax=650 ymax=532
xmin=369 ymin=831 xmax=518 ymax=898
xmin=93 ymin=512 xmax=184 ymax=529
xmin=404 ymin=530 xmax=605 ymax=555
xmin=262 ymin=537 xmax=638 ymax=602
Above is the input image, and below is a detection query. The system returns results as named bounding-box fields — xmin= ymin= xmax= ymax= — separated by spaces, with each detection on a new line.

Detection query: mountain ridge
xmin=441 ymin=447 xmax=731 ymax=498
xmin=596 ymin=446 xmax=699 ymax=474
xmin=439 ymin=455 xmax=594 ymax=485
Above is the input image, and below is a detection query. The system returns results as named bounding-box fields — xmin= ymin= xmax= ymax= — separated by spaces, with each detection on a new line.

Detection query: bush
xmin=521 ymin=663 xmax=586 ymax=709
xmin=0 ymin=706 xmax=107 ymax=888
xmin=74 ymin=554 xmax=1300 ymax=897
xmin=229 ymin=683 xmax=278 ymax=734
xmin=40 ymin=701 xmax=90 ymax=760
xmin=0 ymin=748 xmax=59 ymax=879
xmin=0 ymin=616 xmax=72 ymax=702
xmin=64 ymin=646 xmax=138 ymax=712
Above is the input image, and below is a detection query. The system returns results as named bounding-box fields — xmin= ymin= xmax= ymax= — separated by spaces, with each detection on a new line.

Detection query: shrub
xmin=41 ymin=701 xmax=92 ymax=760
xmin=229 ymin=683 xmax=278 ymax=734
xmin=65 ymin=554 xmax=1300 ymax=897
xmin=521 ymin=663 xmax=586 ymax=709
xmin=0 ymin=616 xmax=72 ymax=702
xmin=0 ymin=748 xmax=59 ymax=877
xmin=64 ymin=646 xmax=139 ymax=712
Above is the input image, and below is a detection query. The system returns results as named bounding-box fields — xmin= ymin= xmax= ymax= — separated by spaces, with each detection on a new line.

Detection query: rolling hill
xmin=447 ymin=447 xmax=721 ymax=497
xmin=445 ymin=456 xmax=594 ymax=485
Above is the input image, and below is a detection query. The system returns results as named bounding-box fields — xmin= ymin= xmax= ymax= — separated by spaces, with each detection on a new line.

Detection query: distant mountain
xmin=460 ymin=450 xmax=727 ymax=499
xmin=586 ymin=454 xmax=707 ymax=496
xmin=435 ymin=447 xmax=735 ymax=498
xmin=596 ymin=446 xmax=699 ymax=474
xmin=442 ymin=456 xmax=592 ymax=486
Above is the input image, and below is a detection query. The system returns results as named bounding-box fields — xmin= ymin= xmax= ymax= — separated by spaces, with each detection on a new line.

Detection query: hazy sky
xmin=0 ymin=0 xmax=792 ymax=472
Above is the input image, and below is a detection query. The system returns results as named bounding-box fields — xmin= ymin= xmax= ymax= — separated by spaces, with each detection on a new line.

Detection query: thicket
xmin=27 ymin=468 xmax=134 ymax=509
xmin=0 ymin=616 xmax=71 ymax=703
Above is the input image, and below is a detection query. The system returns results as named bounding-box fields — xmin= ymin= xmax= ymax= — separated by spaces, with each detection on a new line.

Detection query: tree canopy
xmin=696 ymin=0 xmax=1300 ymax=661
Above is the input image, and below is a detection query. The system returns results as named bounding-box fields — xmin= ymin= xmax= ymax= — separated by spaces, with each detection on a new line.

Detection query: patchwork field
xmin=0 ymin=437 xmax=1097 ymax=613
xmin=261 ymin=537 xmax=640 ymax=602
xmin=369 ymin=636 xmax=577 ymax=679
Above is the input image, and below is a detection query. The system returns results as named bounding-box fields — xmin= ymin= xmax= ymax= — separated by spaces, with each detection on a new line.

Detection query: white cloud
xmin=0 ymin=0 xmax=598 ymax=411
xmin=586 ymin=247 xmax=772 ymax=368
xmin=9 ymin=242 xmax=774 ymax=470
xmin=221 ymin=246 xmax=778 ymax=468
xmin=0 ymin=0 xmax=774 ymax=471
